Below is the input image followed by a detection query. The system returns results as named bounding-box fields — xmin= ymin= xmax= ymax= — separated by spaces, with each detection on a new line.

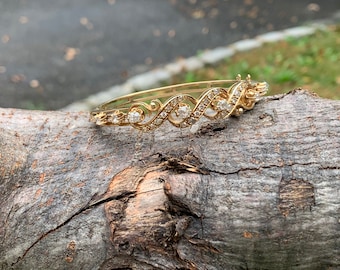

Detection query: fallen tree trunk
xmin=0 ymin=90 xmax=339 ymax=270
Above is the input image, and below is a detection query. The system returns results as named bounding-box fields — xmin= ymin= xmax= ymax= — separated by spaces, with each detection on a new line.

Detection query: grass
xmin=168 ymin=25 xmax=340 ymax=100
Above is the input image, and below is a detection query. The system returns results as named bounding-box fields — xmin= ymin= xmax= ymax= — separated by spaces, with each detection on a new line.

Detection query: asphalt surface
xmin=0 ymin=0 xmax=339 ymax=110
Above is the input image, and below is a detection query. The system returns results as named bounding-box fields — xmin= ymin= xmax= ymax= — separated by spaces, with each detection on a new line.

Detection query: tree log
xmin=0 ymin=90 xmax=339 ymax=270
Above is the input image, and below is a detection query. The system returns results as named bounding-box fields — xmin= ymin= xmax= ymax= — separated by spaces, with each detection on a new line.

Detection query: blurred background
xmin=0 ymin=0 xmax=339 ymax=110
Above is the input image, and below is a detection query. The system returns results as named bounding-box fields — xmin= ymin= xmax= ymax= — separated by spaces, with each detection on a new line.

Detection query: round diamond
xmin=108 ymin=113 xmax=121 ymax=124
xmin=233 ymin=89 xmax=242 ymax=97
xmin=159 ymin=111 xmax=168 ymax=119
xmin=213 ymin=88 xmax=220 ymax=95
xmin=154 ymin=118 xmax=163 ymax=125
xmin=254 ymin=92 xmax=261 ymax=101
xmin=165 ymin=105 xmax=173 ymax=113
xmin=216 ymin=99 xmax=233 ymax=111
xmin=207 ymin=92 xmax=215 ymax=100
xmin=194 ymin=110 xmax=201 ymax=117
xmin=177 ymin=105 xmax=191 ymax=119
xmin=127 ymin=111 xmax=142 ymax=123
xmin=203 ymin=98 xmax=210 ymax=106
xmin=177 ymin=95 xmax=184 ymax=102
xmin=231 ymin=96 xmax=239 ymax=104
xmin=198 ymin=103 xmax=206 ymax=111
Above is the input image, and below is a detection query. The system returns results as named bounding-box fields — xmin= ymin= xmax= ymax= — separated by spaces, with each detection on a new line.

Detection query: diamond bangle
xmin=90 ymin=74 xmax=269 ymax=131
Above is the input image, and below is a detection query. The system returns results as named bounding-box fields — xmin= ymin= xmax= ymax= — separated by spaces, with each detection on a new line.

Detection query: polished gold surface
xmin=90 ymin=74 xmax=269 ymax=131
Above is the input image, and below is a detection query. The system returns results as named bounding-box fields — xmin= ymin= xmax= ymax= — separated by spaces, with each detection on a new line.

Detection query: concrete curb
xmin=62 ymin=14 xmax=339 ymax=112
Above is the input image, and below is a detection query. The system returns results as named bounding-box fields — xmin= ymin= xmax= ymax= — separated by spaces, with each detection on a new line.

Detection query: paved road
xmin=0 ymin=0 xmax=339 ymax=110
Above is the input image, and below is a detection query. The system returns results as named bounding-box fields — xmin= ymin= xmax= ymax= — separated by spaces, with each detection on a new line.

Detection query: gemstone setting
xmin=177 ymin=104 xmax=191 ymax=119
xmin=216 ymin=99 xmax=233 ymax=111
xmin=108 ymin=112 xmax=121 ymax=124
xmin=127 ymin=110 xmax=142 ymax=123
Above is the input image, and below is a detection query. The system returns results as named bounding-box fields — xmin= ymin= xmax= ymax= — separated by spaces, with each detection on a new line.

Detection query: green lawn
xmin=168 ymin=25 xmax=340 ymax=100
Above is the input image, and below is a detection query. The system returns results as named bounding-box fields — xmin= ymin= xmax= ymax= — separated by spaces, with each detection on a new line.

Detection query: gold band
xmin=90 ymin=74 xmax=268 ymax=131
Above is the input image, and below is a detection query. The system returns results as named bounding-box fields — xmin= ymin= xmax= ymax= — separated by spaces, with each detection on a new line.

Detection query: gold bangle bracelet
xmin=90 ymin=74 xmax=268 ymax=131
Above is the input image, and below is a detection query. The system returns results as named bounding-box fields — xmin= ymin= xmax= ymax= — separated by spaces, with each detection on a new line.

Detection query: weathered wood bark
xmin=0 ymin=90 xmax=339 ymax=270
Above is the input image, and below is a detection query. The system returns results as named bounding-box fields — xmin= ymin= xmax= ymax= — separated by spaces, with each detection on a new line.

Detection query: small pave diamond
xmin=154 ymin=118 xmax=163 ymax=125
xmin=108 ymin=114 xmax=121 ymax=124
xmin=177 ymin=95 xmax=184 ymax=102
xmin=198 ymin=103 xmax=205 ymax=111
xmin=208 ymin=92 xmax=215 ymax=100
xmin=159 ymin=111 xmax=168 ymax=119
xmin=254 ymin=92 xmax=261 ymax=101
xmin=95 ymin=118 xmax=106 ymax=125
xmin=127 ymin=111 xmax=142 ymax=123
xmin=165 ymin=105 xmax=173 ymax=113
xmin=233 ymin=89 xmax=242 ymax=97
xmin=194 ymin=110 xmax=201 ymax=117
xmin=93 ymin=112 xmax=107 ymax=125
xmin=212 ymin=88 xmax=220 ymax=95
xmin=231 ymin=96 xmax=239 ymax=104
xmin=202 ymin=98 xmax=210 ymax=106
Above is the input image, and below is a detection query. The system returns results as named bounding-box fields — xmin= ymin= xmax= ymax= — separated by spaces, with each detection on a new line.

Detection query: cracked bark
xmin=0 ymin=90 xmax=339 ymax=270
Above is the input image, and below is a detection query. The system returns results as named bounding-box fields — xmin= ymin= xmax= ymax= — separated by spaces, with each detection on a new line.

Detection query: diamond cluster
xmin=127 ymin=111 xmax=142 ymax=123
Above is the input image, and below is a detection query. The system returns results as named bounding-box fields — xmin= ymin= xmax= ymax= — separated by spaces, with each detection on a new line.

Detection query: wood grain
xmin=0 ymin=90 xmax=339 ymax=270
